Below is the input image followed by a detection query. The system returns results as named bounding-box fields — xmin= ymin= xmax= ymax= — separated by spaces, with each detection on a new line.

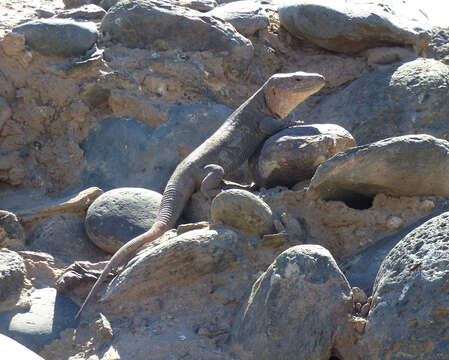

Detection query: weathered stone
xmin=206 ymin=1 xmax=269 ymax=36
xmin=0 ymin=334 xmax=45 ymax=360
xmin=211 ymin=189 xmax=274 ymax=235
xmin=307 ymin=135 xmax=449 ymax=202
xmin=81 ymin=105 xmax=233 ymax=191
xmin=63 ymin=0 xmax=101 ymax=8
xmin=0 ymin=96 xmax=11 ymax=131
xmin=101 ymin=227 xmax=241 ymax=307
xmin=0 ymin=211 xmax=25 ymax=249
xmin=85 ymin=188 xmax=162 ymax=253
xmin=249 ymin=124 xmax=355 ymax=188
xmin=176 ymin=0 xmax=217 ymax=12
xmin=279 ymin=0 xmax=430 ymax=54
xmin=305 ymin=58 xmax=449 ymax=145
xmin=0 ymin=250 xmax=26 ymax=308
xmin=423 ymin=27 xmax=449 ymax=62
xmin=360 ymin=211 xmax=449 ymax=359
xmin=56 ymin=4 xmax=106 ymax=20
xmin=363 ymin=46 xmax=417 ymax=67
xmin=27 ymin=215 xmax=107 ymax=265
xmin=13 ymin=19 xmax=98 ymax=57
xmin=232 ymin=245 xmax=352 ymax=360
xmin=100 ymin=0 xmax=253 ymax=73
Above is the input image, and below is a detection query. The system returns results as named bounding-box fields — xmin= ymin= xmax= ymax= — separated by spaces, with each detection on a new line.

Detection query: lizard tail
xmin=75 ymin=221 xmax=169 ymax=319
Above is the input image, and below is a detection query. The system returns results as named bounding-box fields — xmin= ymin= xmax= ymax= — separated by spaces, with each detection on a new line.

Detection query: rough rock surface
xmin=0 ymin=249 xmax=27 ymax=311
xmin=211 ymin=189 xmax=274 ymax=235
xmin=13 ymin=19 xmax=98 ymax=57
xmin=359 ymin=211 xmax=449 ymax=359
xmin=0 ymin=210 xmax=26 ymax=249
xmin=232 ymin=245 xmax=352 ymax=360
xmin=305 ymin=58 xmax=449 ymax=145
xmin=249 ymin=124 xmax=356 ymax=188
xmin=423 ymin=27 xmax=449 ymax=62
xmin=27 ymin=215 xmax=107 ymax=265
xmin=56 ymin=4 xmax=106 ymax=19
xmin=100 ymin=0 xmax=253 ymax=74
xmin=279 ymin=0 xmax=430 ymax=54
xmin=0 ymin=96 xmax=11 ymax=130
xmin=307 ymin=134 xmax=449 ymax=202
xmin=85 ymin=187 xmax=162 ymax=253
xmin=206 ymin=1 xmax=269 ymax=36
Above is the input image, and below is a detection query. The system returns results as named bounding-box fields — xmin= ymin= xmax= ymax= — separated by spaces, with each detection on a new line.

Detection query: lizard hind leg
xmin=200 ymin=164 xmax=225 ymax=199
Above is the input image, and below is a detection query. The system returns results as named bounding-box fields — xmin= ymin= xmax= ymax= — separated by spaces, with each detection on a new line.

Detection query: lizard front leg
xmin=200 ymin=164 xmax=225 ymax=199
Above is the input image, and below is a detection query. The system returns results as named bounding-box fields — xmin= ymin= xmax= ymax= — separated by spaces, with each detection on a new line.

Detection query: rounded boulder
xmin=85 ymin=188 xmax=162 ymax=253
xmin=211 ymin=189 xmax=274 ymax=236
xmin=249 ymin=124 xmax=356 ymax=188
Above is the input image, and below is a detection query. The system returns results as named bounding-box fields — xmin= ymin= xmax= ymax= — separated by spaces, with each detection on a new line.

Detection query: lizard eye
xmin=296 ymin=78 xmax=301 ymax=82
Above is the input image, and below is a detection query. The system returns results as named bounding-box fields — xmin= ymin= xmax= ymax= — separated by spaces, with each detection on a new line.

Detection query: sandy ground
xmin=0 ymin=0 xmax=64 ymax=37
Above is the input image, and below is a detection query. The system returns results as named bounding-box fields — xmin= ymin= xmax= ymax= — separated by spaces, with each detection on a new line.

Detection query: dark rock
xmin=63 ymin=0 xmax=101 ymax=8
xmin=0 ymin=250 xmax=26 ymax=308
xmin=0 ymin=211 xmax=25 ymax=249
xmin=100 ymin=0 xmax=253 ymax=73
xmin=0 ymin=334 xmax=45 ymax=360
xmin=27 ymin=215 xmax=107 ymax=265
xmin=85 ymin=187 xmax=162 ymax=253
xmin=423 ymin=27 xmax=449 ymax=63
xmin=176 ymin=0 xmax=217 ymax=12
xmin=98 ymin=0 xmax=119 ymax=10
xmin=279 ymin=0 xmax=430 ymax=54
xmin=81 ymin=105 xmax=233 ymax=192
xmin=232 ymin=245 xmax=352 ymax=360
xmin=13 ymin=19 xmax=98 ymax=57
xmin=56 ymin=4 xmax=106 ymax=20
xmin=211 ymin=189 xmax=274 ymax=236
xmin=360 ymin=211 xmax=449 ymax=358
xmin=249 ymin=124 xmax=355 ymax=188
xmin=307 ymin=135 xmax=449 ymax=202
xmin=0 ymin=288 xmax=79 ymax=352
xmin=304 ymin=58 xmax=449 ymax=145
xmin=0 ymin=96 xmax=11 ymax=131
xmin=206 ymin=1 xmax=269 ymax=36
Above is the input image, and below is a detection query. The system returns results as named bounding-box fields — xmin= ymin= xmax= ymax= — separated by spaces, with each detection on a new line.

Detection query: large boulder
xmin=81 ymin=105 xmax=234 ymax=191
xmin=100 ymin=0 xmax=253 ymax=73
xmin=85 ymin=188 xmax=162 ymax=253
xmin=307 ymin=135 xmax=449 ymax=202
xmin=304 ymin=58 xmax=449 ymax=145
xmin=0 ymin=250 xmax=26 ymax=310
xmin=206 ymin=1 xmax=269 ymax=36
xmin=232 ymin=245 xmax=352 ymax=360
xmin=13 ymin=19 xmax=98 ymax=57
xmin=279 ymin=0 xmax=430 ymax=54
xmin=360 ymin=211 xmax=449 ymax=359
xmin=249 ymin=124 xmax=355 ymax=188
xmin=0 ymin=211 xmax=25 ymax=249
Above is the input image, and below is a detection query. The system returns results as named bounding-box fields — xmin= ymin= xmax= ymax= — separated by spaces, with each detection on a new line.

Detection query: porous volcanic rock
xmin=307 ymin=135 xmax=449 ymax=202
xmin=279 ymin=0 xmax=430 ymax=54
xmin=360 ymin=211 xmax=449 ymax=359
xmin=249 ymin=124 xmax=356 ymax=188
xmin=101 ymin=227 xmax=241 ymax=307
xmin=100 ymin=0 xmax=253 ymax=73
xmin=0 ymin=210 xmax=25 ymax=249
xmin=211 ymin=189 xmax=274 ymax=235
xmin=232 ymin=245 xmax=352 ymax=360
xmin=85 ymin=187 xmax=162 ymax=253
xmin=0 ymin=250 xmax=26 ymax=307
xmin=305 ymin=58 xmax=449 ymax=145
xmin=206 ymin=1 xmax=269 ymax=36
xmin=13 ymin=19 xmax=98 ymax=57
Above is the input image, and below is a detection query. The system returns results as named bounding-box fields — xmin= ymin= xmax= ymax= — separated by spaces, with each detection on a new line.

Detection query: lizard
xmin=75 ymin=70 xmax=325 ymax=319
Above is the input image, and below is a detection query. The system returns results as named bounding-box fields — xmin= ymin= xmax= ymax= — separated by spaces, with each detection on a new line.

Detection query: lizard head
xmin=264 ymin=71 xmax=326 ymax=119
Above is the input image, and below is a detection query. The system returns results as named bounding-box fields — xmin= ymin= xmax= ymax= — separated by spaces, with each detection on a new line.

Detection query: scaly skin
xmin=75 ymin=71 xmax=325 ymax=319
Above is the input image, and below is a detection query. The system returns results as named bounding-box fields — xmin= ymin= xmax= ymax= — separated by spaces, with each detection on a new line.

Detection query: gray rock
xmin=176 ymin=0 xmax=217 ymax=12
xmin=211 ymin=189 xmax=274 ymax=235
xmin=63 ymin=0 xmax=101 ymax=8
xmin=13 ymin=19 xmax=98 ymax=57
xmin=100 ymin=0 xmax=253 ymax=73
xmin=249 ymin=124 xmax=356 ymax=188
xmin=0 ymin=334 xmax=45 ymax=360
xmin=0 ymin=250 xmax=26 ymax=307
xmin=0 ymin=211 xmax=25 ymax=249
xmin=307 ymin=135 xmax=449 ymax=203
xmin=0 ymin=288 xmax=79 ymax=352
xmin=360 ymin=211 xmax=449 ymax=358
xmin=423 ymin=27 xmax=449 ymax=62
xmin=98 ymin=0 xmax=119 ymax=10
xmin=232 ymin=245 xmax=352 ymax=360
xmin=56 ymin=4 xmax=106 ymax=20
xmin=0 ymin=96 xmax=11 ymax=131
xmin=101 ymin=227 xmax=240 ymax=306
xmin=206 ymin=1 xmax=269 ymax=36
xmin=304 ymin=58 xmax=449 ymax=145
xmin=279 ymin=0 xmax=430 ymax=54
xmin=27 ymin=215 xmax=107 ymax=265
xmin=85 ymin=187 xmax=162 ymax=253
xmin=81 ymin=105 xmax=233 ymax=192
